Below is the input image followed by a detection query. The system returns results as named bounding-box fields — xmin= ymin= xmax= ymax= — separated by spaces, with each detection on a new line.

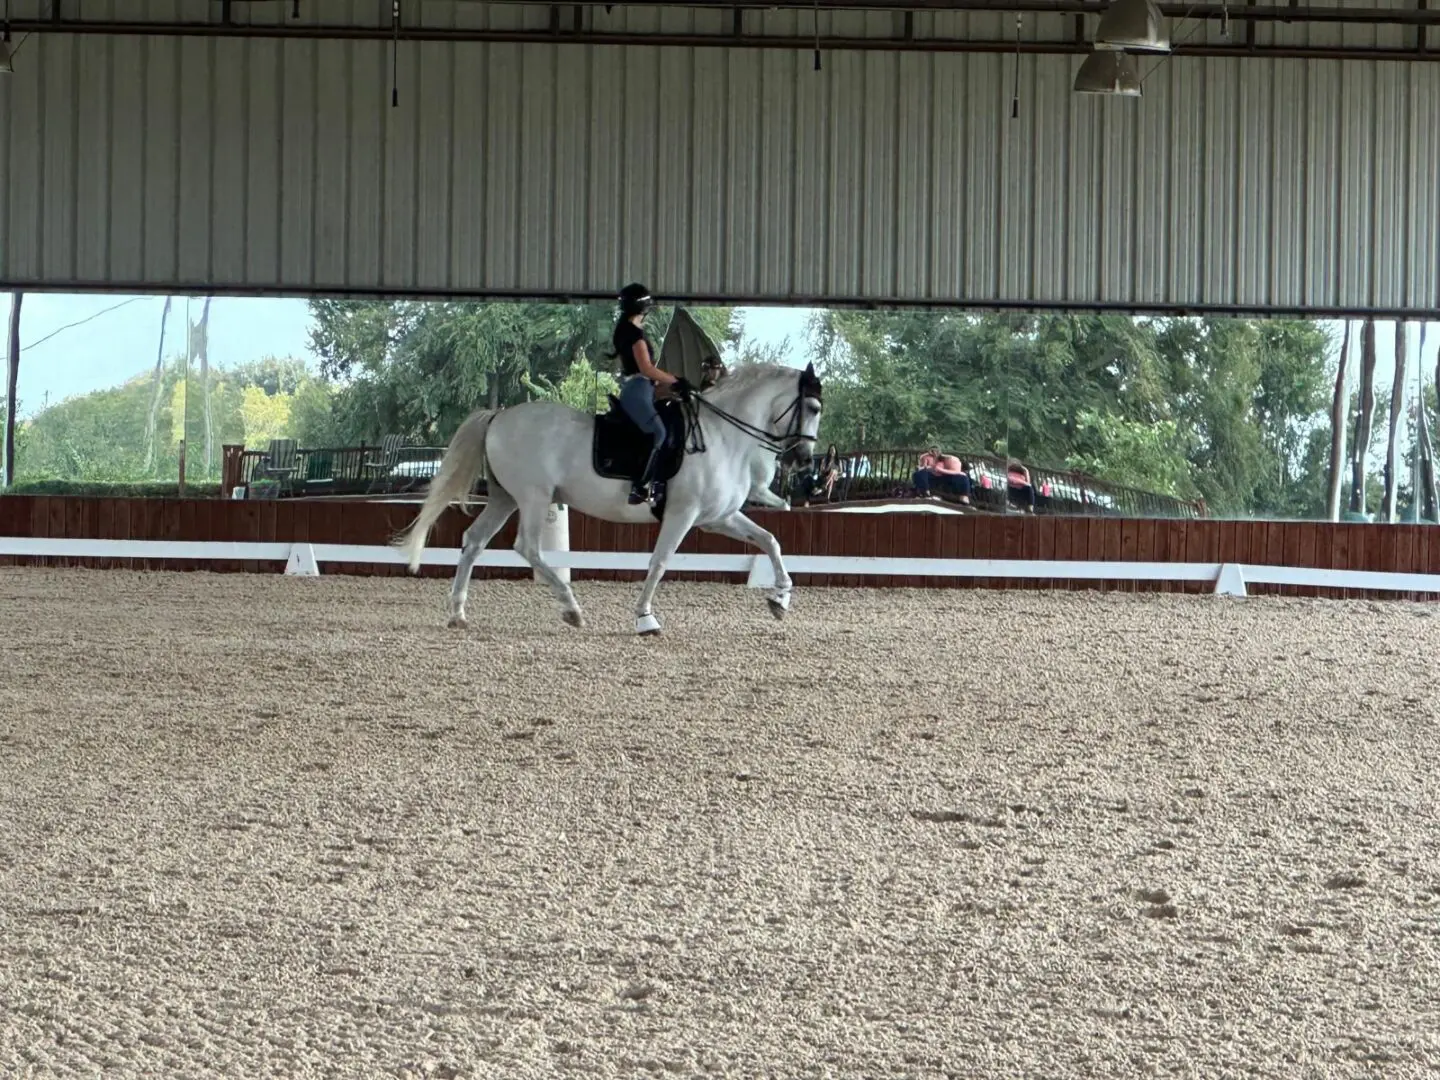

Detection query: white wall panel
xmin=1 ymin=1 xmax=1438 ymax=313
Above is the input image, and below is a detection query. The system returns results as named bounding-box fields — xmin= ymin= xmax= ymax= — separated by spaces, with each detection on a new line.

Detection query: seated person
xmin=913 ymin=448 xmax=973 ymax=503
xmin=912 ymin=449 xmax=939 ymax=494
xmin=949 ymin=459 xmax=975 ymax=505
xmin=815 ymin=444 xmax=844 ymax=501
xmin=1007 ymin=462 xmax=1037 ymax=512
xmin=789 ymin=461 xmax=822 ymax=506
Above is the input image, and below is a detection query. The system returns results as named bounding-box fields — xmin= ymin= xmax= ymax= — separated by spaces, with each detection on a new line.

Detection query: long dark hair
xmin=607 ymin=310 xmax=652 ymax=362
xmin=606 ymin=315 xmax=622 ymax=361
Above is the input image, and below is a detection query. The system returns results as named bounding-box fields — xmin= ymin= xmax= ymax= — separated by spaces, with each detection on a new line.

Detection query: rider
xmin=611 ymin=282 xmax=692 ymax=504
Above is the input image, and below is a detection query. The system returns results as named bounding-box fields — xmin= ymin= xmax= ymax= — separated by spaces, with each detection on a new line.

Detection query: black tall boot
xmin=629 ymin=445 xmax=662 ymax=505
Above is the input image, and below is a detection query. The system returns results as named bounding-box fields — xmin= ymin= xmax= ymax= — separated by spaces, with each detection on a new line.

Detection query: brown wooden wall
xmin=2 ymin=495 xmax=1439 ymax=600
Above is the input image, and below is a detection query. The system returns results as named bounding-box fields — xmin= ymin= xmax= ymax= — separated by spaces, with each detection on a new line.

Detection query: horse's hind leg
xmin=448 ymin=488 xmax=517 ymax=628
xmin=513 ymin=496 xmax=585 ymax=628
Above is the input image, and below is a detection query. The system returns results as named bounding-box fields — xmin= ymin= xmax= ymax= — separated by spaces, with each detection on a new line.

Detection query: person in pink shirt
xmin=913 ymin=448 xmax=973 ymax=504
xmin=1007 ymin=461 xmax=1037 ymax=512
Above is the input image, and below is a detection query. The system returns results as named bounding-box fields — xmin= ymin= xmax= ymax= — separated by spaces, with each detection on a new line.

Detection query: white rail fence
xmin=5 ymin=536 xmax=1440 ymax=599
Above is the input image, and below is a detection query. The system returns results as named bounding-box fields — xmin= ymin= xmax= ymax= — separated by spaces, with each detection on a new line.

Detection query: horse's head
xmin=784 ymin=362 xmax=824 ymax=466
xmin=706 ymin=361 xmax=823 ymax=467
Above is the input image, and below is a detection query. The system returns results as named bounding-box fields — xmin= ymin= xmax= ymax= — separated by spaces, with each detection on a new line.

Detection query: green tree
xmin=809 ymin=310 xmax=1336 ymax=518
xmin=521 ymin=355 xmax=620 ymax=414
xmin=1064 ymin=411 xmax=1197 ymax=499
xmin=304 ymin=299 xmax=740 ymax=444
xmin=23 ymin=371 xmax=178 ymax=482
xmin=229 ymin=355 xmax=310 ymax=397
xmin=809 ymin=310 xmax=1170 ymax=465
xmin=16 ymin=354 xmax=300 ymax=484
xmin=289 ymin=377 xmax=347 ymax=448
xmin=239 ymin=385 xmax=293 ymax=447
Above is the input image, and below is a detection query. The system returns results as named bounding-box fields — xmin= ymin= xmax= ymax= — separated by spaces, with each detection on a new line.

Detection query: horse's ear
xmin=799 ymin=361 xmax=822 ymax=401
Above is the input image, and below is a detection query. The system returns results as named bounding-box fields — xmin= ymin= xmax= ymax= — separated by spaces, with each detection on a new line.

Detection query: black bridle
xmin=678 ymin=377 xmax=820 ymax=458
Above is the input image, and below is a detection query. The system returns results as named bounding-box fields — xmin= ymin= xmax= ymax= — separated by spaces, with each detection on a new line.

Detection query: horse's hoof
xmin=562 ymin=609 xmax=585 ymax=629
xmin=636 ymin=613 xmax=662 ymax=636
xmin=767 ymin=599 xmax=787 ymax=621
xmin=447 ymin=614 xmax=468 ymax=629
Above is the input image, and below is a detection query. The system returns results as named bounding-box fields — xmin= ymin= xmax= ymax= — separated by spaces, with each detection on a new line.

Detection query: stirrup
xmin=630 ymin=447 xmax=662 ymax=504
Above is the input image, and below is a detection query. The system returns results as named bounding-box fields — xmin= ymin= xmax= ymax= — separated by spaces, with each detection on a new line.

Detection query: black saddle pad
xmin=592 ymin=395 xmax=688 ymax=485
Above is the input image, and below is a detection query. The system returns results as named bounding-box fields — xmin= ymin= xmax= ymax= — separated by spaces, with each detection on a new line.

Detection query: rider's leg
xmin=619 ymin=375 xmax=668 ymax=503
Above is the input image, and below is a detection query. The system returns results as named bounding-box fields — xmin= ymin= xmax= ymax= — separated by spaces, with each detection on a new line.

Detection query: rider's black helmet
xmin=618 ymin=282 xmax=656 ymax=317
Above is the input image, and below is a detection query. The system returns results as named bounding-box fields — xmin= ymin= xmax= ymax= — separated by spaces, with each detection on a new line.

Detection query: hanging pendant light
xmin=1072 ymin=50 xmax=1143 ymax=96
xmin=1094 ymin=0 xmax=1170 ymax=53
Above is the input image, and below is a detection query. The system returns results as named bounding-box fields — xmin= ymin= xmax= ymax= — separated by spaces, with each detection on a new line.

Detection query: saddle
xmin=591 ymin=395 xmax=690 ymax=515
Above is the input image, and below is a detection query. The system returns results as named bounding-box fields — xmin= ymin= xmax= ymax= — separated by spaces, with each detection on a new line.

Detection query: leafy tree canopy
xmin=10 ymin=298 xmax=1406 ymax=522
xmin=808 ymin=311 xmax=1338 ymax=517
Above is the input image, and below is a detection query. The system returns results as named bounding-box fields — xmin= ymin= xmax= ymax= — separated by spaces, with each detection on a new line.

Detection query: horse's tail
xmin=392 ymin=409 xmax=497 ymax=574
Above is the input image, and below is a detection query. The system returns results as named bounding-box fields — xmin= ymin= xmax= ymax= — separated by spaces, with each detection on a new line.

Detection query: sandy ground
xmin=1 ymin=568 xmax=1439 ymax=1079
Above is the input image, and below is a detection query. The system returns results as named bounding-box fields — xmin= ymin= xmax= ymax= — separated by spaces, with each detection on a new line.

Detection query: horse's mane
xmin=704 ymin=362 xmax=797 ymax=399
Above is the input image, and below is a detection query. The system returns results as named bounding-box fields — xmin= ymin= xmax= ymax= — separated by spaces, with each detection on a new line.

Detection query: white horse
xmin=393 ymin=362 xmax=823 ymax=634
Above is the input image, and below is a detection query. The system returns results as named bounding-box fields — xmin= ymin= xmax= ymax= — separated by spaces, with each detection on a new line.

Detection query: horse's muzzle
xmin=781 ymin=440 xmax=816 ymax=468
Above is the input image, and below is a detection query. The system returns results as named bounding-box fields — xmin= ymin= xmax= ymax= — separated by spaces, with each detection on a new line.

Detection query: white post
xmin=539 ymin=502 xmax=570 ymax=584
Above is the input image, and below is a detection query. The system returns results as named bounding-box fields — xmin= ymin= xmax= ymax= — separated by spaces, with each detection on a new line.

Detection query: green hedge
xmin=3 ymin=481 xmax=226 ymax=499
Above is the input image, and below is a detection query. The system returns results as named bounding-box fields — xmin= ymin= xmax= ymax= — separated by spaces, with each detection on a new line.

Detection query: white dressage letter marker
xmin=1214 ymin=563 xmax=1247 ymax=597
xmin=285 ymin=543 xmax=322 ymax=577
xmin=746 ymin=555 xmax=776 ymax=589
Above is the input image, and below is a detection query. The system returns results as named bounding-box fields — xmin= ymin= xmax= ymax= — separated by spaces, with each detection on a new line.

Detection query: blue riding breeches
xmin=619 ymin=374 xmax=667 ymax=452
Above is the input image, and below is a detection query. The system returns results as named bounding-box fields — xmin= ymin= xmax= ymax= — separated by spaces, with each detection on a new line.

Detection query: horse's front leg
xmin=635 ymin=510 xmax=698 ymax=636
xmin=746 ymin=483 xmax=790 ymax=510
xmin=702 ymin=511 xmax=793 ymax=620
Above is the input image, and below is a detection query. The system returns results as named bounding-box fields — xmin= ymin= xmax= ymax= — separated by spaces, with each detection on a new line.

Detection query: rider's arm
xmin=633 ymin=340 xmax=678 ymax=385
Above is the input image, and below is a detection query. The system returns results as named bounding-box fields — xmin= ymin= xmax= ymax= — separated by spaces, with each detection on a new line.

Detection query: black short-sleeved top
xmin=613 ymin=320 xmax=655 ymax=379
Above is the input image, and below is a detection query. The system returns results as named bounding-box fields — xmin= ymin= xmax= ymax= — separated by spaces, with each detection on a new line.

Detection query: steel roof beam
xmin=231 ymin=0 xmax=1440 ymax=26
xmin=242 ymin=0 xmax=1440 ymax=28
xmin=7 ymin=16 xmax=1438 ymax=60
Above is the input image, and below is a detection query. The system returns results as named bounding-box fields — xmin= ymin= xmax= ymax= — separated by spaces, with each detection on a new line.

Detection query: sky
xmin=1 ymin=293 xmax=1436 ymax=435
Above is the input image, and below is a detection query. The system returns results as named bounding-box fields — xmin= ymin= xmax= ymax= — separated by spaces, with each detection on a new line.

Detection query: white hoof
xmin=448 ymin=614 xmax=468 ymax=630
xmin=562 ymin=608 xmax=585 ymax=629
xmin=766 ymin=590 xmax=791 ymax=621
xmin=636 ymin=613 xmax=662 ymax=636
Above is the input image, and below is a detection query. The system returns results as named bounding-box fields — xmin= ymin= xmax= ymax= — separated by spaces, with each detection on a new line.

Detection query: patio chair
xmin=360 ymin=434 xmax=409 ymax=490
xmin=255 ymin=438 xmax=300 ymax=495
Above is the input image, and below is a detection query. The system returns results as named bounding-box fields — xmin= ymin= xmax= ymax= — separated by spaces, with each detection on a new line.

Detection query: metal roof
xmin=1 ymin=2 xmax=1437 ymax=312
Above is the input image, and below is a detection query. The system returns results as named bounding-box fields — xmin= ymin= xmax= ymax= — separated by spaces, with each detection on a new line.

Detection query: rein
xmin=685 ymin=392 xmax=807 ymax=458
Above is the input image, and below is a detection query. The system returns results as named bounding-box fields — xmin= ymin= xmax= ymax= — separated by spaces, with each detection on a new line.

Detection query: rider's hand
xmin=672 ymin=376 xmax=695 ymax=400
